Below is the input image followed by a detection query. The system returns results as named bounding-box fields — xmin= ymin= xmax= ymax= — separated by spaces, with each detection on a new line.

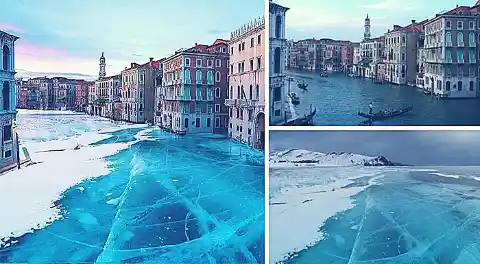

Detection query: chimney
xmin=456 ymin=4 xmax=459 ymax=7
xmin=149 ymin=57 xmax=154 ymax=67
xmin=195 ymin=43 xmax=198 ymax=46
xmin=131 ymin=62 xmax=135 ymax=68
xmin=393 ymin=25 xmax=401 ymax=30
xmin=411 ymin=19 xmax=416 ymax=24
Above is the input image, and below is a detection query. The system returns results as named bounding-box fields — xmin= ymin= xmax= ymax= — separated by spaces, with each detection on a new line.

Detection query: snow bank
xmin=0 ymin=130 xmax=140 ymax=246
xmin=269 ymin=169 xmax=384 ymax=263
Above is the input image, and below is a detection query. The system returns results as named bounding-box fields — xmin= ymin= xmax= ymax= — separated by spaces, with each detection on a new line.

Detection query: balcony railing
xmin=207 ymin=79 xmax=214 ymax=85
xmin=196 ymin=79 xmax=203 ymax=84
xmin=184 ymin=79 xmax=191 ymax=84
xmin=470 ymin=42 xmax=476 ymax=47
xmin=206 ymin=95 xmax=213 ymax=101
xmin=225 ymin=98 xmax=235 ymax=106
xmin=470 ymin=58 xmax=477 ymax=64
xmin=445 ymin=41 xmax=452 ymax=47
xmin=458 ymin=58 xmax=465 ymax=64
xmin=458 ymin=42 xmax=465 ymax=47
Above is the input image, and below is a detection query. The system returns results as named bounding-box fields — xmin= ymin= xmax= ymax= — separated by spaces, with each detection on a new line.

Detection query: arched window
xmin=3 ymin=81 xmax=9 ymax=111
xmin=274 ymin=47 xmax=281 ymax=74
xmin=469 ymin=32 xmax=475 ymax=44
xmin=215 ymin=71 xmax=220 ymax=82
xmin=207 ymin=118 xmax=211 ymax=127
xmin=249 ymin=85 xmax=253 ymax=99
xmin=275 ymin=15 xmax=282 ymax=38
xmin=229 ymin=86 xmax=233 ymax=99
xmin=2 ymin=45 xmax=9 ymax=71
xmin=215 ymin=87 xmax=220 ymax=98
xmin=184 ymin=69 xmax=191 ymax=81
xmin=458 ymin=81 xmax=463 ymax=91
xmin=470 ymin=81 xmax=474 ymax=91
xmin=185 ymin=118 xmax=189 ymax=128
xmin=237 ymin=86 xmax=241 ymax=99
xmin=240 ymin=85 xmax=244 ymax=99
xmin=446 ymin=81 xmax=451 ymax=91
xmin=196 ymin=70 xmax=202 ymax=83
xmin=457 ymin=32 xmax=464 ymax=45
xmin=207 ymin=71 xmax=213 ymax=82
xmin=446 ymin=32 xmax=452 ymax=43
xmin=255 ymin=84 xmax=259 ymax=100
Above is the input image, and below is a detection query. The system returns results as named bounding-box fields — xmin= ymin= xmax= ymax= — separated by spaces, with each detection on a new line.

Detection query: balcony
xmin=178 ymin=95 xmax=192 ymax=100
xmin=206 ymin=94 xmax=213 ymax=101
xmin=196 ymin=95 xmax=203 ymax=101
xmin=196 ymin=79 xmax=203 ymax=85
xmin=184 ymin=79 xmax=191 ymax=84
xmin=445 ymin=41 xmax=452 ymax=47
xmin=458 ymin=58 xmax=465 ymax=64
xmin=207 ymin=79 xmax=214 ymax=85
xmin=237 ymin=99 xmax=258 ymax=108
xmin=225 ymin=98 xmax=236 ymax=106
xmin=155 ymin=111 xmax=162 ymax=116
xmin=470 ymin=42 xmax=476 ymax=47
xmin=458 ymin=42 xmax=465 ymax=47
xmin=470 ymin=58 xmax=477 ymax=64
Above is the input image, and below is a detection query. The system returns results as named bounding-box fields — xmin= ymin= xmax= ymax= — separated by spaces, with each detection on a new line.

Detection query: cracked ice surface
xmin=0 ymin=110 xmax=265 ymax=263
xmin=270 ymin=166 xmax=480 ymax=264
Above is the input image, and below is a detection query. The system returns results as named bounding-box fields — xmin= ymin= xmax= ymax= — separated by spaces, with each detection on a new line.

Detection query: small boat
xmin=358 ymin=105 xmax=413 ymax=121
xmin=290 ymin=93 xmax=300 ymax=105
xmin=320 ymin=72 xmax=328 ymax=77
xmin=424 ymin=90 xmax=431 ymax=95
xmin=283 ymin=106 xmax=316 ymax=126
xmin=297 ymin=82 xmax=308 ymax=91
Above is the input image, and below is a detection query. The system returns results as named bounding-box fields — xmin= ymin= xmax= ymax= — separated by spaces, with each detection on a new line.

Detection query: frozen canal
xmin=0 ymin=110 xmax=265 ymax=263
xmin=270 ymin=166 xmax=480 ymax=264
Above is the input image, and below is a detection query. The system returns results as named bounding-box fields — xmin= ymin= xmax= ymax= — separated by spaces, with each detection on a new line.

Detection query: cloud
xmin=0 ymin=23 xmax=27 ymax=34
xmin=16 ymin=69 xmax=96 ymax=81
xmin=360 ymin=0 xmax=423 ymax=10
xmin=207 ymin=29 xmax=229 ymax=35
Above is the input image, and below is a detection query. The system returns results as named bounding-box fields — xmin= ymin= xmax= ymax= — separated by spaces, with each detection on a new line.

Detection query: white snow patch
xmin=429 ymin=172 xmax=462 ymax=179
xmin=0 ymin=130 xmax=141 ymax=246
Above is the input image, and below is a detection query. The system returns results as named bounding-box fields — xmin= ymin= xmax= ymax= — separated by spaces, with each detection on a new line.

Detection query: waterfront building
xmin=269 ymin=0 xmax=287 ymax=130
xmin=93 ymin=75 xmax=120 ymax=117
xmin=76 ymin=81 xmax=90 ymax=112
xmin=289 ymin=39 xmax=322 ymax=71
xmin=352 ymin=45 xmax=362 ymax=75
xmin=286 ymin=40 xmax=294 ymax=69
xmin=226 ymin=14 xmax=265 ymax=148
xmin=358 ymin=36 xmax=385 ymax=79
xmin=384 ymin=21 xmax=423 ymax=85
xmin=416 ymin=22 xmax=427 ymax=88
xmin=341 ymin=43 xmax=356 ymax=72
xmin=159 ymin=40 xmax=229 ymax=134
xmin=424 ymin=5 xmax=480 ymax=98
xmin=0 ymin=30 xmax=20 ymax=171
xmin=87 ymin=79 xmax=96 ymax=115
xmin=121 ymin=58 xmax=159 ymax=123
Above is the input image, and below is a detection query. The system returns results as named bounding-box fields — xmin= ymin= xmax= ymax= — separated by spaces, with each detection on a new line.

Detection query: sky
xmin=2 ymin=0 xmax=264 ymax=80
xmin=276 ymin=0 xmax=479 ymax=41
xmin=270 ymin=130 xmax=480 ymax=166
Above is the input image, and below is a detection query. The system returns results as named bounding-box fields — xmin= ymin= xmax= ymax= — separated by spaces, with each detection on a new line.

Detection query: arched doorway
xmin=3 ymin=81 xmax=10 ymax=111
xmin=274 ymin=47 xmax=281 ymax=74
xmin=255 ymin=112 xmax=265 ymax=150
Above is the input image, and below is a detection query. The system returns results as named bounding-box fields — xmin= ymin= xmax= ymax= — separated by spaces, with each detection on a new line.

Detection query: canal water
xmin=287 ymin=69 xmax=480 ymax=126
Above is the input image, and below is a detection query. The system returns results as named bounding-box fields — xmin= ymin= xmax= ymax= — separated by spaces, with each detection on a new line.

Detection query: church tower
xmin=364 ymin=14 xmax=371 ymax=41
xmin=99 ymin=52 xmax=106 ymax=78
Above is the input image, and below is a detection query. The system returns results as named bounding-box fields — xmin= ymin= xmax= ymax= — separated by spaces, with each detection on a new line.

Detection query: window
xmin=458 ymin=21 xmax=463 ymax=30
xmin=470 ymin=81 xmax=475 ymax=91
xmin=4 ymin=150 xmax=11 ymax=158
xmin=196 ymin=70 xmax=202 ymax=83
xmin=249 ymin=85 xmax=253 ymax=99
xmin=215 ymin=117 xmax=220 ymax=128
xmin=255 ymin=85 xmax=259 ymax=100
xmin=215 ymin=87 xmax=220 ymax=98
xmin=274 ymin=48 xmax=281 ymax=74
xmin=275 ymin=15 xmax=282 ymax=38
xmin=185 ymin=58 xmax=190 ymax=67
xmin=185 ymin=69 xmax=191 ymax=81
xmin=207 ymin=118 xmax=211 ymax=127
xmin=250 ymin=38 xmax=254 ymax=47
xmin=250 ymin=59 xmax=254 ymax=71
xmin=458 ymin=32 xmax=464 ymax=45
xmin=215 ymin=71 xmax=221 ymax=82
xmin=274 ymin=86 xmax=281 ymax=102
xmin=258 ymin=35 xmax=261 ymax=44
xmin=257 ymin=57 xmax=261 ymax=70
xmin=446 ymin=81 xmax=451 ymax=91
xmin=207 ymin=71 xmax=213 ymax=83
xmin=196 ymin=59 xmax=202 ymax=67
xmin=446 ymin=32 xmax=452 ymax=43
xmin=196 ymin=118 xmax=200 ymax=127
xmin=458 ymin=81 xmax=463 ymax=91
xmin=274 ymin=109 xmax=281 ymax=116
xmin=230 ymin=86 xmax=233 ymax=99
xmin=207 ymin=60 xmax=213 ymax=67
xmin=242 ymin=42 xmax=245 ymax=50
xmin=3 ymin=125 xmax=11 ymax=141
xmin=2 ymin=81 xmax=10 ymax=111
xmin=2 ymin=45 xmax=9 ymax=71
xmin=215 ymin=104 xmax=220 ymax=112
xmin=446 ymin=21 xmax=451 ymax=29
xmin=215 ymin=59 xmax=221 ymax=67
xmin=470 ymin=21 xmax=475 ymax=30
xmin=230 ymin=47 xmax=234 ymax=55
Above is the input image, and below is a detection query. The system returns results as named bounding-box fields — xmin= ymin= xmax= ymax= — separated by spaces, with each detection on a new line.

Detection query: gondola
xmin=283 ymin=107 xmax=316 ymax=126
xmin=358 ymin=105 xmax=413 ymax=121
xmin=297 ymin=82 xmax=308 ymax=91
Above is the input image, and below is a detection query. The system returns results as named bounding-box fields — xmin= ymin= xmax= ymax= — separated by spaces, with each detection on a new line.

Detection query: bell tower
xmin=99 ymin=52 xmax=106 ymax=78
xmin=364 ymin=14 xmax=371 ymax=41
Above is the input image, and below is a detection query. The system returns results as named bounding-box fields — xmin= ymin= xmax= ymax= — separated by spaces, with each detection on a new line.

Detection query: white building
xmin=269 ymin=0 xmax=289 ymax=125
xmin=0 ymin=30 xmax=20 ymax=172
xmin=226 ymin=16 xmax=265 ymax=149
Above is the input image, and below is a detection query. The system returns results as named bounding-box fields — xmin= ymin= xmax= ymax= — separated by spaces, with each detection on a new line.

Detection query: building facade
xmin=269 ymin=1 xmax=288 ymax=128
xmin=424 ymin=5 xmax=480 ymax=98
xmin=227 ymin=15 xmax=265 ymax=148
xmin=0 ymin=30 xmax=20 ymax=171
xmin=93 ymin=75 xmax=120 ymax=117
xmin=121 ymin=59 xmax=159 ymax=123
xmin=159 ymin=40 xmax=228 ymax=135
xmin=384 ymin=21 xmax=422 ymax=85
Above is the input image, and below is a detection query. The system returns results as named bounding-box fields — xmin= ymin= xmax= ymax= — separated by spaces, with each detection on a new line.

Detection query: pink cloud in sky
xmin=15 ymin=42 xmax=65 ymax=58
xmin=0 ymin=23 xmax=27 ymax=34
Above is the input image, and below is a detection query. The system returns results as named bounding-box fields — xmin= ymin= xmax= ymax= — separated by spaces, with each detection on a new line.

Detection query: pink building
xmin=340 ymin=44 xmax=355 ymax=71
xmin=158 ymin=39 xmax=229 ymax=134
xmin=226 ymin=16 xmax=265 ymax=149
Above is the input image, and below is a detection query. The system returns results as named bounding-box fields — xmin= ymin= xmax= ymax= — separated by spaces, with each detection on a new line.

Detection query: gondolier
xmin=368 ymin=102 xmax=374 ymax=114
